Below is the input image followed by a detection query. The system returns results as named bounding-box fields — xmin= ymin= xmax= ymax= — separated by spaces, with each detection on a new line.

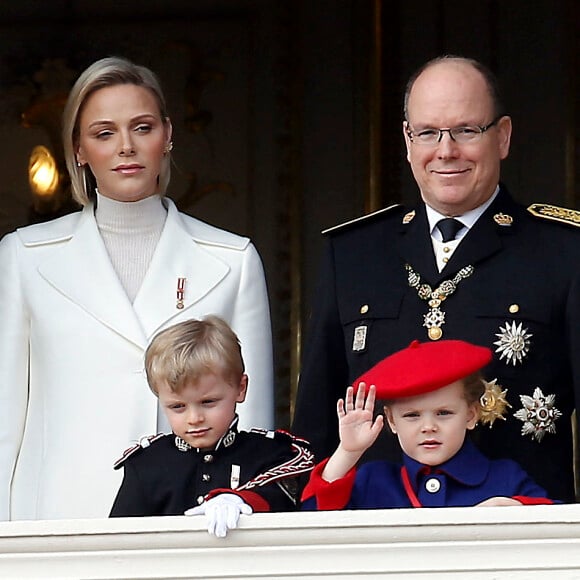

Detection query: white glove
xmin=185 ymin=493 xmax=253 ymax=538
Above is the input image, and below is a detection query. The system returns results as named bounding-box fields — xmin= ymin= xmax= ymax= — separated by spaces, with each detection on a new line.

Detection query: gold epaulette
xmin=527 ymin=203 xmax=580 ymax=228
xmin=322 ymin=204 xmax=402 ymax=235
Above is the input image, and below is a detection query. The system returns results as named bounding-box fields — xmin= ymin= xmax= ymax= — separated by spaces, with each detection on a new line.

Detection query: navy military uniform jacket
xmin=110 ymin=421 xmax=314 ymax=517
xmin=301 ymin=439 xmax=554 ymax=510
xmin=292 ymin=186 xmax=580 ymax=502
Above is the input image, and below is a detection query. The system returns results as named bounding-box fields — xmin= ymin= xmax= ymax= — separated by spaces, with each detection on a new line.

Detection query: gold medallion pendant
xmin=428 ymin=326 xmax=443 ymax=341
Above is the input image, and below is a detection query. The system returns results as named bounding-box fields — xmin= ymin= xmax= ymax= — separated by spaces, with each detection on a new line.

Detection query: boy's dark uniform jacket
xmin=292 ymin=185 xmax=580 ymax=502
xmin=110 ymin=421 xmax=314 ymax=517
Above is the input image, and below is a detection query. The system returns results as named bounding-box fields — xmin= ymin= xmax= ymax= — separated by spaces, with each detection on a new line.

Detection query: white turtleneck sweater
xmin=95 ymin=192 xmax=167 ymax=303
xmin=95 ymin=191 xmax=171 ymax=432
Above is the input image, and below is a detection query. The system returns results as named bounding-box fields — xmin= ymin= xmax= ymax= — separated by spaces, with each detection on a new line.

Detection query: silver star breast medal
xmin=514 ymin=387 xmax=562 ymax=442
xmin=494 ymin=321 xmax=532 ymax=365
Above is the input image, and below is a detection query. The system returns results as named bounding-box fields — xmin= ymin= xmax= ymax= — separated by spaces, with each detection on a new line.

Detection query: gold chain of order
xmin=405 ymin=263 xmax=474 ymax=340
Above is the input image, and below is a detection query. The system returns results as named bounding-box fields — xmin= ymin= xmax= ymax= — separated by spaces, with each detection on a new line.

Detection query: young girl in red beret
xmin=301 ymin=339 xmax=556 ymax=510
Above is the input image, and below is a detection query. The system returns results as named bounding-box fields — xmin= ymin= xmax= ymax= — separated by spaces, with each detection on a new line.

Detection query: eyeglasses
xmin=405 ymin=116 xmax=503 ymax=146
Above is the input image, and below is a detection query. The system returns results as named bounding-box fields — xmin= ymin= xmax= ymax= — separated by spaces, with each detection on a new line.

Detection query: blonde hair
xmin=62 ymin=56 xmax=172 ymax=206
xmin=461 ymin=372 xmax=486 ymax=407
xmin=145 ymin=316 xmax=245 ymax=395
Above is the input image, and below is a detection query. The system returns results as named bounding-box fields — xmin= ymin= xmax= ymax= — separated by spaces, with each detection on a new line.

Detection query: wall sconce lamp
xmin=28 ymin=145 xmax=62 ymax=215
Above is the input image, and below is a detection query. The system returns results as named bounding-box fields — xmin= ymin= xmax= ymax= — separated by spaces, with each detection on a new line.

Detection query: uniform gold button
xmin=443 ymin=246 xmax=451 ymax=253
xmin=509 ymin=304 xmax=519 ymax=314
xmin=443 ymin=257 xmax=449 ymax=263
xmin=360 ymin=304 xmax=369 ymax=314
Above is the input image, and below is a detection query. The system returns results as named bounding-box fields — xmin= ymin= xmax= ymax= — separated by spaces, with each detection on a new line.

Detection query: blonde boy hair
xmin=145 ymin=316 xmax=244 ymax=395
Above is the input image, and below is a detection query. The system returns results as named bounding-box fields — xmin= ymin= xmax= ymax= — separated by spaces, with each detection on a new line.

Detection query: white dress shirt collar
xmin=426 ymin=185 xmax=500 ymax=242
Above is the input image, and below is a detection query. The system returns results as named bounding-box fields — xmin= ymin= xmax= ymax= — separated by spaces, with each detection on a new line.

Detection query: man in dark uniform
xmin=292 ymin=55 xmax=580 ymax=503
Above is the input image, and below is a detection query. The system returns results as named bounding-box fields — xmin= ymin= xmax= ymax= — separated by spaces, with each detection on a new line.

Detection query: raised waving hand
xmin=322 ymin=382 xmax=384 ymax=482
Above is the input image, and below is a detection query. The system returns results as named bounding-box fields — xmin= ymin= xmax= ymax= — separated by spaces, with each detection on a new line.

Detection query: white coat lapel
xmin=132 ymin=201 xmax=230 ymax=340
xmin=37 ymin=206 xmax=148 ymax=349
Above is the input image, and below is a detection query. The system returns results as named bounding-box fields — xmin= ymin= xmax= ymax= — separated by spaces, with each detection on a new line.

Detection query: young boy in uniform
xmin=302 ymin=339 xmax=555 ymax=510
xmin=110 ymin=316 xmax=314 ymax=537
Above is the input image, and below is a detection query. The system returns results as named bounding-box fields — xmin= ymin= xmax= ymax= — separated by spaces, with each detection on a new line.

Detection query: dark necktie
xmin=436 ymin=218 xmax=463 ymax=242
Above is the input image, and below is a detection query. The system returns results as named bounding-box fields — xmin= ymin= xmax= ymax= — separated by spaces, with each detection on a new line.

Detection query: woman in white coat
xmin=0 ymin=57 xmax=274 ymax=520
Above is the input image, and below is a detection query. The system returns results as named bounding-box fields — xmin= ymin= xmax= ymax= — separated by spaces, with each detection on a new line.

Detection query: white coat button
xmin=425 ymin=478 xmax=441 ymax=493
xmin=203 ymin=454 xmax=214 ymax=463
xmin=197 ymin=495 xmax=204 ymax=505
xmin=202 ymin=474 xmax=211 ymax=482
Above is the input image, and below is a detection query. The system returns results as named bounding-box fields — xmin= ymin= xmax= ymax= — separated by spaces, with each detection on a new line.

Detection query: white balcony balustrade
xmin=1 ymin=504 xmax=580 ymax=578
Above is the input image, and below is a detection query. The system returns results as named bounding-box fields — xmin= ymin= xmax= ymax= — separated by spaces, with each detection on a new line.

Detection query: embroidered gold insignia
xmin=527 ymin=203 xmax=580 ymax=227
xmin=494 ymin=321 xmax=532 ymax=365
xmin=514 ymin=387 xmax=562 ymax=442
xmin=479 ymin=378 xmax=511 ymax=427
xmin=493 ymin=213 xmax=513 ymax=226
xmin=402 ymin=210 xmax=416 ymax=224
